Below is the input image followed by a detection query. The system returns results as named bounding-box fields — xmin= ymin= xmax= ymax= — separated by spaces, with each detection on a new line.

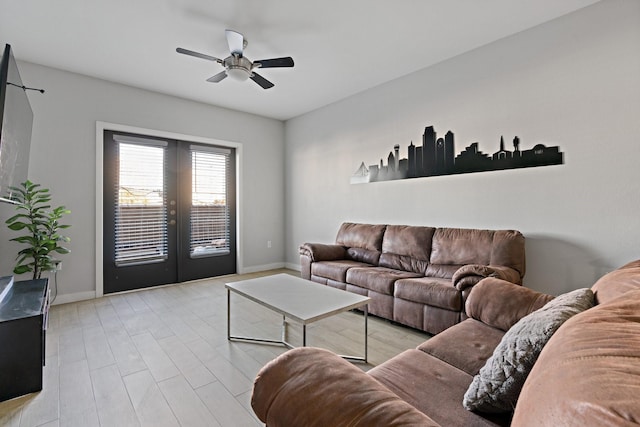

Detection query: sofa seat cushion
xmin=425 ymin=264 xmax=463 ymax=279
xmin=394 ymin=277 xmax=461 ymax=311
xmin=311 ymin=260 xmax=373 ymax=283
xmin=346 ymin=267 xmax=422 ymax=295
xmin=418 ymin=319 xmax=505 ymax=376
xmin=369 ymin=349 xmax=510 ymax=427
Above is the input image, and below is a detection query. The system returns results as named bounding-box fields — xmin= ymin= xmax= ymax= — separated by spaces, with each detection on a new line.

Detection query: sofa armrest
xmin=299 ymin=243 xmax=349 ymax=280
xmin=252 ymin=347 xmax=439 ymax=427
xmin=465 ymin=277 xmax=554 ymax=332
xmin=299 ymin=243 xmax=348 ymax=262
xmin=452 ymin=264 xmax=522 ymax=291
xmin=591 ymin=259 xmax=640 ymax=304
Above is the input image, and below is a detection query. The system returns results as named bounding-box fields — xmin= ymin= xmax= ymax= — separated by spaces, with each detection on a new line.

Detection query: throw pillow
xmin=462 ymin=287 xmax=595 ymax=413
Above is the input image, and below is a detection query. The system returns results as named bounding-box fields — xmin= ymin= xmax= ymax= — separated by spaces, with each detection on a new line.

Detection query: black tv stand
xmin=0 ymin=278 xmax=50 ymax=401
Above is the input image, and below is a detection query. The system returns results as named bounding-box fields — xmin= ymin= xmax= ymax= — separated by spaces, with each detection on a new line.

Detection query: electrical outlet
xmin=54 ymin=261 xmax=62 ymax=271
xmin=267 ymin=240 xmax=272 ymax=248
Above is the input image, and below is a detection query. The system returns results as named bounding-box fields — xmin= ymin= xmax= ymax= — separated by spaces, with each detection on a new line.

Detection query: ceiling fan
xmin=177 ymin=29 xmax=294 ymax=89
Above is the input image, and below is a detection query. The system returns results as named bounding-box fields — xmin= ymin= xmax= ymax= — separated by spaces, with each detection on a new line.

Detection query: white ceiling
xmin=1 ymin=0 xmax=600 ymax=121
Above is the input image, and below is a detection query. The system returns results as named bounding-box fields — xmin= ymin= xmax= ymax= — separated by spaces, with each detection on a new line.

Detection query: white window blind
xmin=190 ymin=146 xmax=230 ymax=258
xmin=114 ymin=140 xmax=168 ymax=266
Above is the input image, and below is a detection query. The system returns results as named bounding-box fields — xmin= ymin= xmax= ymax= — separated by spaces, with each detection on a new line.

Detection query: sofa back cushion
xmin=428 ymin=228 xmax=525 ymax=279
xmin=490 ymin=230 xmax=526 ymax=278
xmin=379 ymin=225 xmax=435 ymax=274
xmin=428 ymin=228 xmax=493 ymax=278
xmin=335 ymin=222 xmax=386 ymax=264
xmin=512 ymin=289 xmax=640 ymax=426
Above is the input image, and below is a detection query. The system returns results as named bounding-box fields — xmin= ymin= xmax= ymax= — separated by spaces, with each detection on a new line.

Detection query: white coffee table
xmin=225 ymin=273 xmax=371 ymax=362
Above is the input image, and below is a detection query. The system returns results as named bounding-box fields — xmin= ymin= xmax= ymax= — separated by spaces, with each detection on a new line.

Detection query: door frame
xmin=95 ymin=121 xmax=243 ymax=298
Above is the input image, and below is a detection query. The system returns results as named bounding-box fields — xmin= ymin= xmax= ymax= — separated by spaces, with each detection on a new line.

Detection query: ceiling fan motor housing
xmin=224 ymin=55 xmax=253 ymax=81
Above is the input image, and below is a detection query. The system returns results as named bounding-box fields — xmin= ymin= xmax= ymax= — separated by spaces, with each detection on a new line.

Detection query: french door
xmin=103 ymin=130 xmax=236 ymax=294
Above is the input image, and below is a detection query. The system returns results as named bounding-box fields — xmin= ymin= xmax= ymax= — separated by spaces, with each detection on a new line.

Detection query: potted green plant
xmin=5 ymin=180 xmax=71 ymax=280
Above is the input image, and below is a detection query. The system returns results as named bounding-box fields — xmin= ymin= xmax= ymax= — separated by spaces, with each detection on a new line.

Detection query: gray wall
xmin=284 ymin=0 xmax=640 ymax=295
xmin=2 ymin=0 xmax=638 ymax=302
xmin=0 ymin=63 xmax=285 ymax=302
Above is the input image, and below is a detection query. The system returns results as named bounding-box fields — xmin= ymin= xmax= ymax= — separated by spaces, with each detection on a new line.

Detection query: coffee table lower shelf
xmin=225 ymin=274 xmax=370 ymax=363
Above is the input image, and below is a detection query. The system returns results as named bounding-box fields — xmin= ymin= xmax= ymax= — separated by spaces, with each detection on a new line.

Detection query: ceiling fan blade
xmin=250 ymin=72 xmax=274 ymax=89
xmin=176 ymin=47 xmax=223 ymax=64
xmin=226 ymin=29 xmax=244 ymax=56
xmin=206 ymin=71 xmax=227 ymax=83
xmin=254 ymin=57 xmax=295 ymax=68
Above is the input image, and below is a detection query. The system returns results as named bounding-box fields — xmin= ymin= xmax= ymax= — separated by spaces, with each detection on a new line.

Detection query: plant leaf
xmin=13 ymin=265 xmax=32 ymax=274
xmin=7 ymin=222 xmax=28 ymax=230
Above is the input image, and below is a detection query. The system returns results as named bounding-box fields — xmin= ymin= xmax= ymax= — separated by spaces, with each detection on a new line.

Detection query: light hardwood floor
xmin=0 ymin=269 xmax=430 ymax=427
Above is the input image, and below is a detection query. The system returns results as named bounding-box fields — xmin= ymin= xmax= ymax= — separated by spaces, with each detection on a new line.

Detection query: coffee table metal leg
xmin=340 ymin=305 xmax=368 ymax=363
xmin=228 ymin=289 xmax=286 ymax=347
xmin=364 ymin=305 xmax=368 ymax=363
xmin=281 ymin=315 xmax=285 ymax=343
xmin=302 ymin=325 xmax=307 ymax=347
xmin=227 ymin=289 xmax=368 ymax=363
xmin=226 ymin=288 xmax=231 ymax=340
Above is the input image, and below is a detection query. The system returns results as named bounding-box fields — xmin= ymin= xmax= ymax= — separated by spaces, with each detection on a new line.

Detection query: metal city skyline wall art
xmin=351 ymin=125 xmax=564 ymax=184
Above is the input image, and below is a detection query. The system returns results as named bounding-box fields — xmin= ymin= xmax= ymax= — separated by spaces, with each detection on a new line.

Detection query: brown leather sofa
xmin=300 ymin=222 xmax=526 ymax=334
xmin=252 ymin=260 xmax=640 ymax=426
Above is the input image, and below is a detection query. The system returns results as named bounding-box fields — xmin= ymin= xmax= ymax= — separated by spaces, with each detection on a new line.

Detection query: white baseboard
xmin=285 ymin=262 xmax=301 ymax=271
xmin=239 ymin=262 xmax=286 ymax=274
xmin=51 ymin=290 xmax=96 ymax=306
xmin=51 ymin=263 xmax=299 ymax=305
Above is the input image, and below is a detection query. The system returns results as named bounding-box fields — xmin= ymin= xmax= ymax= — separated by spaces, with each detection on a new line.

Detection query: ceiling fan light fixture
xmin=176 ymin=29 xmax=294 ymax=89
xmin=226 ymin=66 xmax=250 ymax=81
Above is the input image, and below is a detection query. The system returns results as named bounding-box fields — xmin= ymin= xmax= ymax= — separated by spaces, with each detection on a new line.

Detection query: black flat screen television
xmin=0 ymin=44 xmax=33 ymax=203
